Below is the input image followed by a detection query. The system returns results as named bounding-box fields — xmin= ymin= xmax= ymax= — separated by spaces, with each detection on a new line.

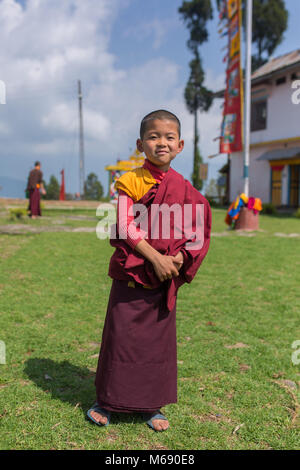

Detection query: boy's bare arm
xmin=134 ymin=239 xmax=180 ymax=282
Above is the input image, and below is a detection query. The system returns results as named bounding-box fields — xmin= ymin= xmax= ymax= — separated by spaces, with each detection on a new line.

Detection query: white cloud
xmin=0 ymin=0 xmax=23 ymax=34
xmin=42 ymin=102 xmax=110 ymax=141
xmin=0 ymin=0 xmax=225 ymax=194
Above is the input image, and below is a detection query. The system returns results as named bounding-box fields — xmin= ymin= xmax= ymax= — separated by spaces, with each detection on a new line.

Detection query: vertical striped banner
xmin=219 ymin=0 xmax=243 ymax=154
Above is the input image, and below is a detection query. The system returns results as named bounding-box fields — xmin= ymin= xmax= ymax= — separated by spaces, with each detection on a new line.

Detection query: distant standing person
xmin=26 ymin=161 xmax=46 ymax=219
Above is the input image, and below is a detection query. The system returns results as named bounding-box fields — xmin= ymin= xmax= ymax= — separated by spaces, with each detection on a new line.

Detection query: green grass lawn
xmin=0 ymin=209 xmax=299 ymax=450
xmin=0 ymin=207 xmax=100 ymax=229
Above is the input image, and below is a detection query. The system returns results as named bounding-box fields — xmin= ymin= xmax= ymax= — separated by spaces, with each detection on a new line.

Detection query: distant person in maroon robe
xmin=26 ymin=161 xmax=46 ymax=219
xmin=87 ymin=110 xmax=211 ymax=432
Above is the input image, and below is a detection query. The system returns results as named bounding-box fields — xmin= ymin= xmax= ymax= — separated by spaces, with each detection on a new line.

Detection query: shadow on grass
xmin=0 ymin=232 xmax=36 ymax=236
xmin=24 ymin=358 xmax=144 ymax=426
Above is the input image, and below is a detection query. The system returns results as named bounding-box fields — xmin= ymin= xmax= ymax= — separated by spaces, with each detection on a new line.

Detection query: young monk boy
xmin=87 ymin=110 xmax=211 ymax=431
xmin=26 ymin=161 xmax=46 ymax=218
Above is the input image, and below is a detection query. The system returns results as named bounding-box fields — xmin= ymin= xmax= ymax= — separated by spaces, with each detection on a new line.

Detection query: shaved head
xmin=140 ymin=110 xmax=181 ymax=139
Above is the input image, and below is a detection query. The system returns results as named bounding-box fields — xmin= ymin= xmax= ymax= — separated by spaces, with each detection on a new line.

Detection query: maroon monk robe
xmin=95 ymin=167 xmax=211 ymax=413
xmin=95 ymin=279 xmax=177 ymax=413
xmin=28 ymin=189 xmax=41 ymax=216
xmin=27 ymin=169 xmax=43 ymax=216
xmin=108 ymin=166 xmax=212 ymax=311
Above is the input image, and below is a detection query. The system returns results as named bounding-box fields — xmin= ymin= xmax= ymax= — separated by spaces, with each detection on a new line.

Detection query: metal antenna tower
xmin=78 ymin=80 xmax=85 ymax=196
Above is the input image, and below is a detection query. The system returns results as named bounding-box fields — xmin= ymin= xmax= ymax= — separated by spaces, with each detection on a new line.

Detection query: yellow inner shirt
xmin=115 ymin=167 xmax=158 ymax=202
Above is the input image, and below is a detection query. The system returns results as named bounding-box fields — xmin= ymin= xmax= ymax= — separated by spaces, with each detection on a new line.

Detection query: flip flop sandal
xmin=87 ymin=403 xmax=111 ymax=427
xmin=143 ymin=411 xmax=169 ymax=432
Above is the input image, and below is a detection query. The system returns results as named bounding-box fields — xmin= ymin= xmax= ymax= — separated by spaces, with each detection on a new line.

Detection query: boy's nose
xmin=157 ymin=138 xmax=167 ymax=147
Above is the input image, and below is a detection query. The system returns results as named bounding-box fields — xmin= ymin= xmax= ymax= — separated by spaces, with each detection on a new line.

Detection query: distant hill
xmin=0 ymin=176 xmax=27 ymax=199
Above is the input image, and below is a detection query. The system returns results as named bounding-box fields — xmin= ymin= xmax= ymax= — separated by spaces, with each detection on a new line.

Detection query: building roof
xmin=214 ymin=49 xmax=300 ymax=98
xmin=252 ymin=49 xmax=300 ymax=84
xmin=257 ymin=147 xmax=300 ymax=161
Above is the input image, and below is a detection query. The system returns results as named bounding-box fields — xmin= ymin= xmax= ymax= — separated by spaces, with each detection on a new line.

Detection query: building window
xmin=251 ymin=100 xmax=267 ymax=131
xmin=291 ymin=72 xmax=300 ymax=81
xmin=276 ymin=76 xmax=286 ymax=85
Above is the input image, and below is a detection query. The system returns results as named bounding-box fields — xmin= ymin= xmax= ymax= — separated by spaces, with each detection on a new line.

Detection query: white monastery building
xmin=219 ymin=49 xmax=300 ymax=208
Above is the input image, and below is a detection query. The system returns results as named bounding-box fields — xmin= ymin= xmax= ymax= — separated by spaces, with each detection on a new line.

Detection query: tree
xmin=179 ymin=0 xmax=214 ymax=53
xmin=184 ymin=52 xmax=213 ymax=190
xmin=205 ymin=178 xmax=218 ymax=198
xmin=179 ymin=1 xmax=214 ymax=190
xmin=44 ymin=175 xmax=60 ymax=200
xmin=248 ymin=0 xmax=288 ymax=70
xmin=40 ymin=180 xmax=47 ymax=200
xmin=83 ymin=172 xmax=103 ymax=200
xmin=216 ymin=0 xmax=288 ymax=71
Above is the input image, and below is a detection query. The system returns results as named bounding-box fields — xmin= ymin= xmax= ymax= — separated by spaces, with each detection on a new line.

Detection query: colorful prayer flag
xmin=59 ymin=169 xmax=65 ymax=201
xmin=219 ymin=0 xmax=243 ymax=154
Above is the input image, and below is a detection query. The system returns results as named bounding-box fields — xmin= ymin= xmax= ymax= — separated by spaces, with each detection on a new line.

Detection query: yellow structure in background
xmin=105 ymin=149 xmax=145 ymax=199
xmin=105 ymin=149 xmax=144 ymax=172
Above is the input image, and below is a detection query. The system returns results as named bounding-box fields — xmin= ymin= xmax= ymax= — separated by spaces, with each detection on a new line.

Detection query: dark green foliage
xmin=216 ymin=0 xmax=288 ymax=72
xmin=204 ymin=196 xmax=218 ymax=207
xmin=44 ymin=175 xmax=60 ymax=200
xmin=179 ymin=0 xmax=213 ymax=53
xmin=191 ymin=136 xmax=203 ymax=191
xmin=83 ymin=172 xmax=103 ymax=201
xmin=249 ymin=0 xmax=288 ymax=71
xmin=9 ymin=208 xmax=28 ymax=220
xmin=184 ymin=53 xmax=213 ymax=114
xmin=179 ymin=1 xmax=214 ymax=190
xmin=262 ymin=203 xmax=278 ymax=215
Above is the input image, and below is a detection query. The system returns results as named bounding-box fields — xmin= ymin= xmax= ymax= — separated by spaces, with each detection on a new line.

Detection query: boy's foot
xmin=87 ymin=403 xmax=111 ymax=426
xmin=89 ymin=410 xmax=109 ymax=425
xmin=144 ymin=411 xmax=169 ymax=432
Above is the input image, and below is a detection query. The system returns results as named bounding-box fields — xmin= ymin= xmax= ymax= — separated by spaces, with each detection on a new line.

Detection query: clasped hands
xmin=134 ymin=240 xmax=184 ymax=283
xmin=152 ymin=251 xmax=184 ymax=283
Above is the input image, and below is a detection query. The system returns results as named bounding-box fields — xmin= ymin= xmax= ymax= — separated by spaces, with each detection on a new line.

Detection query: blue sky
xmin=0 ymin=0 xmax=299 ymax=197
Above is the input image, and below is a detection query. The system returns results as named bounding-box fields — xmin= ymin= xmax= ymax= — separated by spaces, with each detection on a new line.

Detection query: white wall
xmin=251 ymin=73 xmax=300 ymax=146
xmin=229 ymin=66 xmax=300 ymax=204
xmin=230 ymin=149 xmax=270 ymax=203
xmin=230 ymin=144 xmax=300 ymax=204
xmin=229 ymin=152 xmax=243 ymax=201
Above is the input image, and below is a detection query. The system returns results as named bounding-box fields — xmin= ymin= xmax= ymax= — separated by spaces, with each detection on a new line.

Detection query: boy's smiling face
xmin=136 ymin=119 xmax=184 ymax=171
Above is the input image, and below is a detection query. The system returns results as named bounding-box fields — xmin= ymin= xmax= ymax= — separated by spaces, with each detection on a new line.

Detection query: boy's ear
xmin=136 ymin=139 xmax=143 ymax=153
xmin=177 ymin=139 xmax=184 ymax=154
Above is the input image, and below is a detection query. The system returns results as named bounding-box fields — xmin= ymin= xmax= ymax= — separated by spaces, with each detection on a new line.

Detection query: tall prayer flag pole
xmin=243 ymin=0 xmax=253 ymax=197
